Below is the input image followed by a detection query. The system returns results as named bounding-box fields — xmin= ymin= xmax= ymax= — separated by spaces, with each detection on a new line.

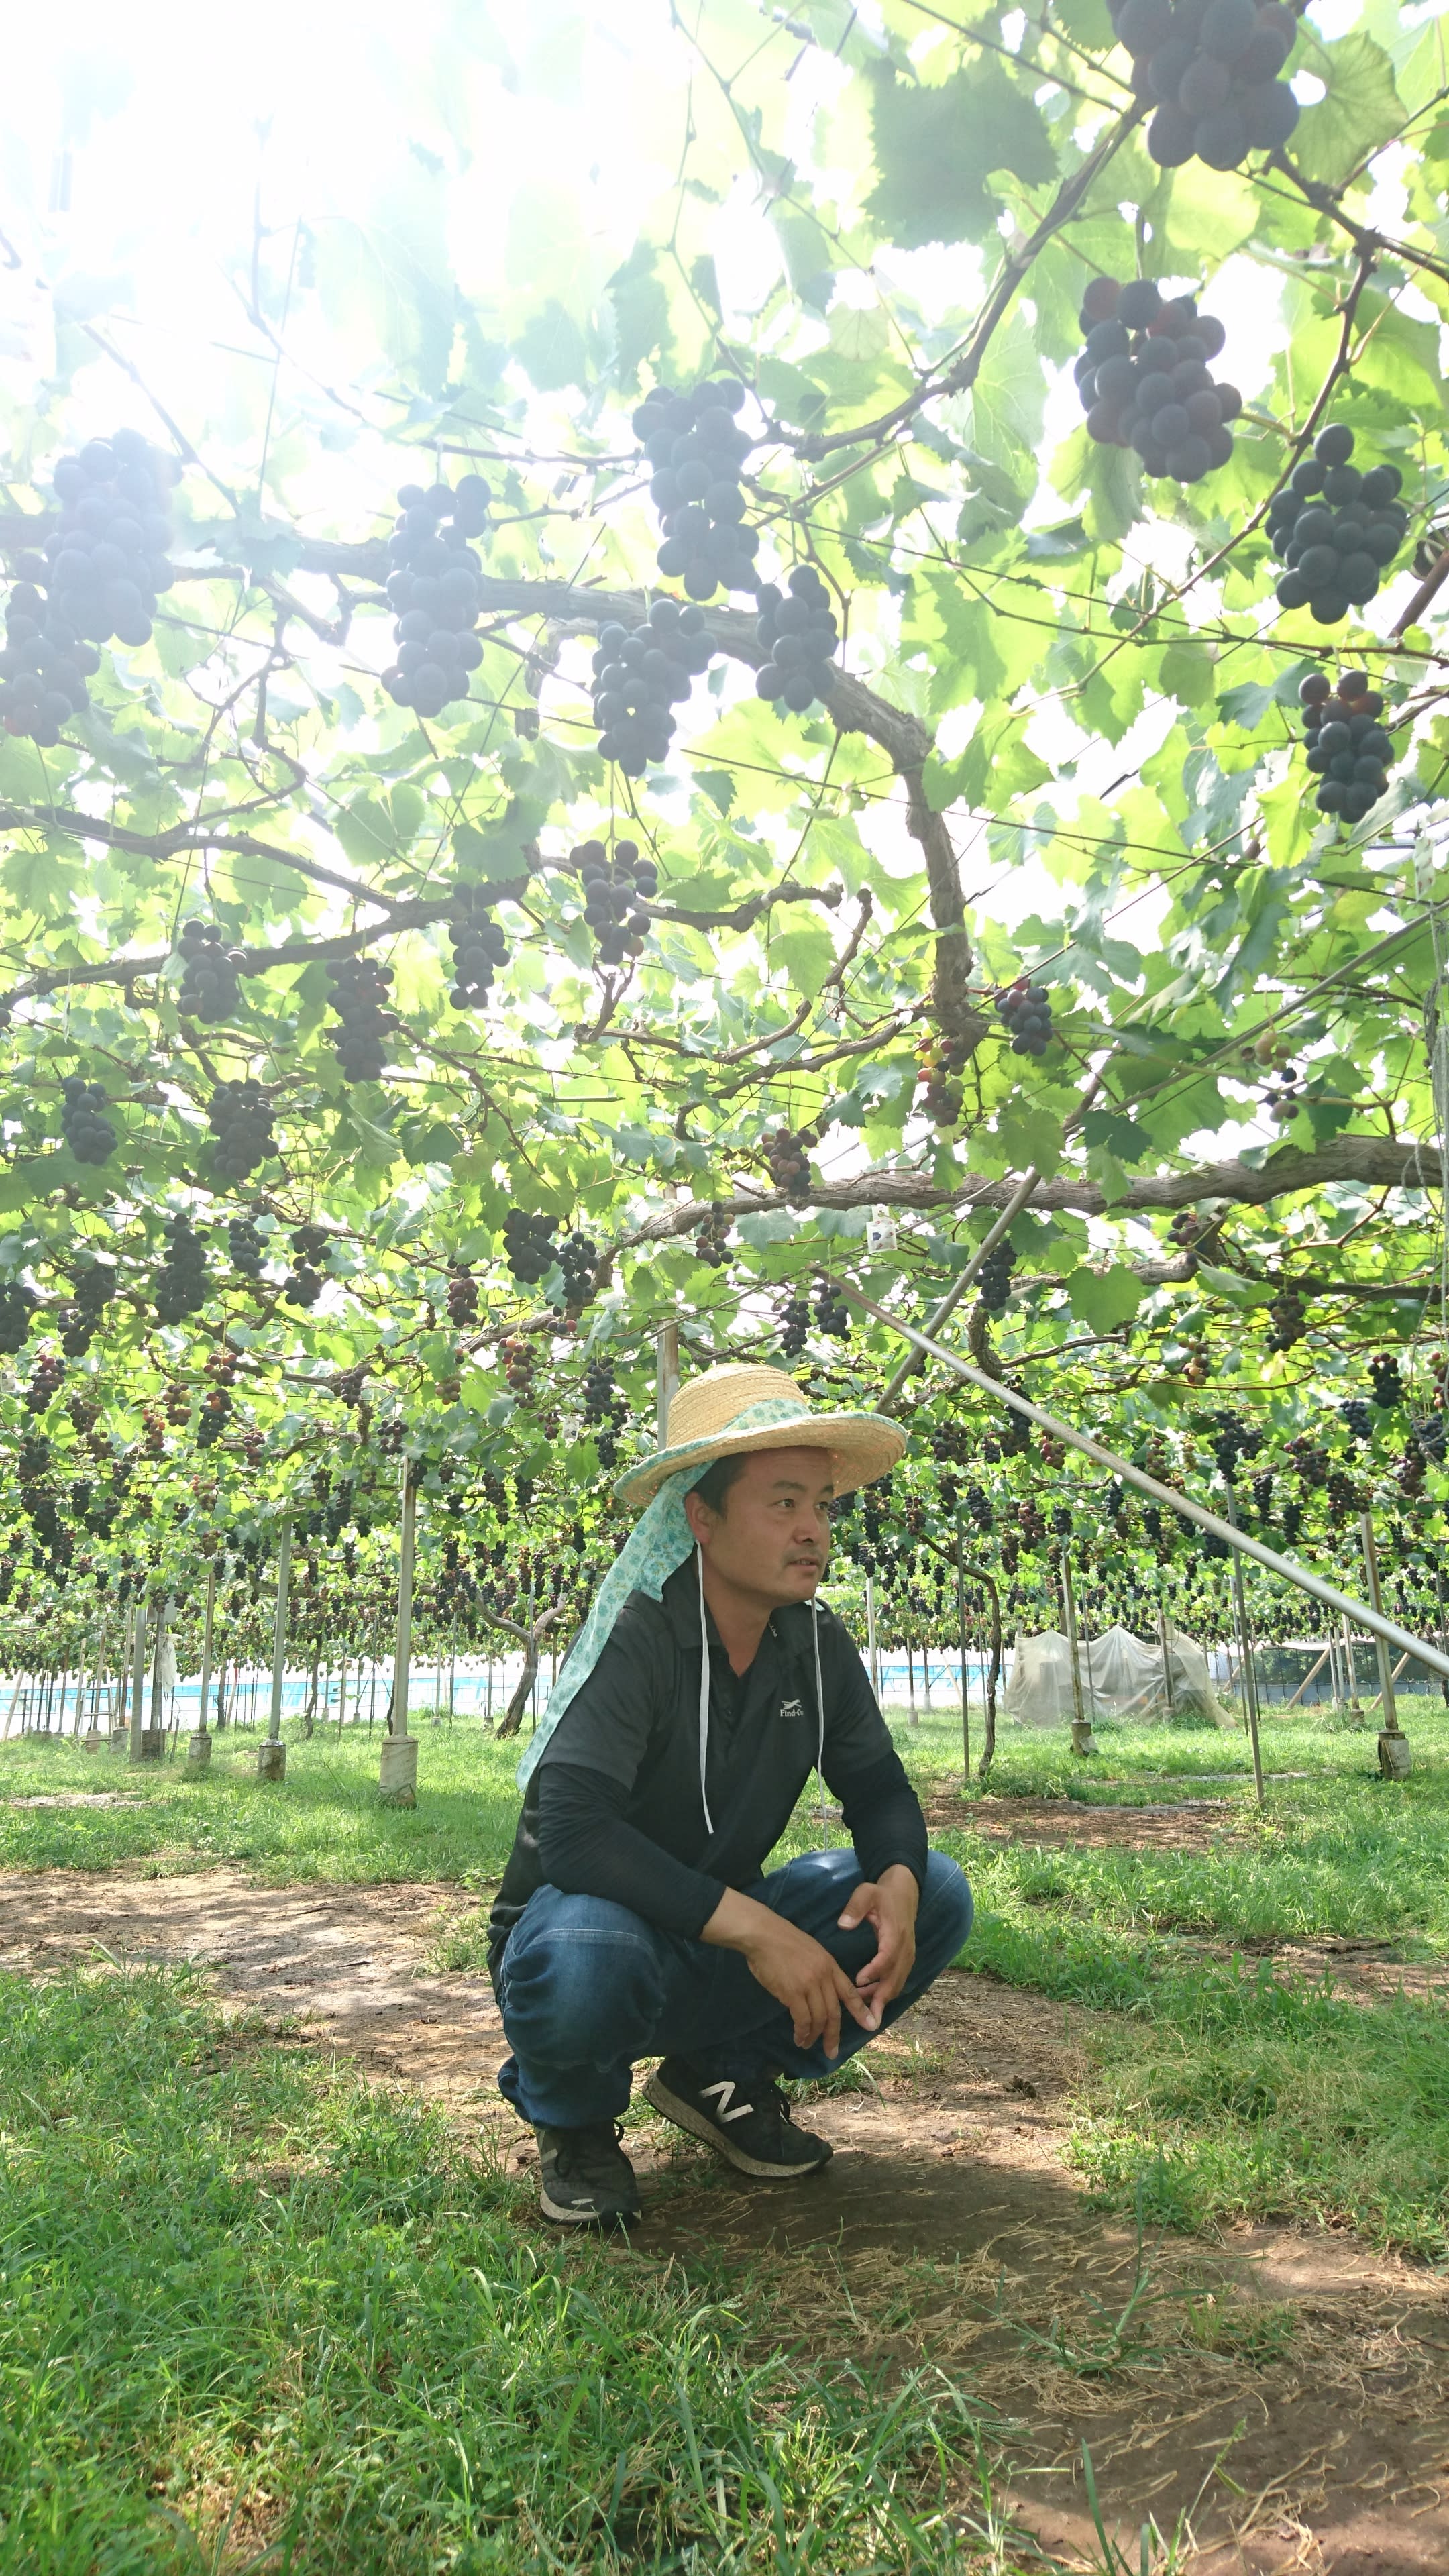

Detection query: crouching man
xmin=488 ymin=1362 xmax=973 ymax=2225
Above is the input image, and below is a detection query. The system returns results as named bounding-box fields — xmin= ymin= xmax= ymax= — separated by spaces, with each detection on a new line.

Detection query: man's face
xmin=685 ymin=1446 xmax=835 ymax=1608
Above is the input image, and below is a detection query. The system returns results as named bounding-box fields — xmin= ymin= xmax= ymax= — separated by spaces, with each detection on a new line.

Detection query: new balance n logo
xmin=700 ymin=2078 xmax=755 ymax=2123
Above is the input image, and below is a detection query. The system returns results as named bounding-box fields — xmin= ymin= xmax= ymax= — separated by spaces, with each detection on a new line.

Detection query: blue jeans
xmin=496 ymin=1847 xmax=973 ymax=2129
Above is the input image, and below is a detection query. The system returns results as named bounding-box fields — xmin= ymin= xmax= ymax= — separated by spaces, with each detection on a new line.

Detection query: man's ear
xmin=683 ymin=1489 xmax=713 ymax=1546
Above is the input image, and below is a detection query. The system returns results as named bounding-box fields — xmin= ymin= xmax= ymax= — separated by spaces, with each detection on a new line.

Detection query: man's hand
xmin=838 ymin=1864 xmax=919 ymax=2020
xmin=702 ymin=1888 xmax=877 ymax=2059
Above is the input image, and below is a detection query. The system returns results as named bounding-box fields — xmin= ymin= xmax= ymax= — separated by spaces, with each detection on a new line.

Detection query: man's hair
xmin=691 ymin=1452 xmax=750 ymax=1517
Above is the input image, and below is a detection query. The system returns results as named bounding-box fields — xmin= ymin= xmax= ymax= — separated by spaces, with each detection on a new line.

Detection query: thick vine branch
xmin=621 ymin=1134 xmax=1442 ymax=1245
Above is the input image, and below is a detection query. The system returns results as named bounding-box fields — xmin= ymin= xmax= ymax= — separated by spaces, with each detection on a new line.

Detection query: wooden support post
xmin=189 ymin=1563 xmax=217 ymax=1772
xmin=656 ymin=1322 xmax=680 ymax=1444
xmin=1224 ymin=1491 xmax=1266 ymax=1808
xmin=1360 ymin=1512 xmax=1411 ymax=1778
xmin=955 ymin=1524 xmax=971 ymax=1782
xmin=380 ymin=1460 xmax=419 ymax=1804
xmin=128 ymin=1595 xmax=149 ymax=1764
xmin=1061 ymin=1552 xmax=1094 ymax=1756
xmin=258 ymin=1523 xmax=291 ymax=1782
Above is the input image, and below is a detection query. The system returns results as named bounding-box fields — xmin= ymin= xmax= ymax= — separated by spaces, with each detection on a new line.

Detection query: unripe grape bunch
xmin=1298 ymin=667 xmax=1395 ymax=824
xmin=1268 ymin=427 xmax=1409 ymax=626
xmin=755 ymin=567 xmax=841 ymax=715
xmin=0 ymin=428 xmax=175 ymax=747
xmin=590 ymin=599 xmax=714 ymax=777
xmin=60 ymin=1076 xmax=117 ymax=1165
xmin=379 ymin=474 xmax=490 ymax=722
xmin=1075 ymin=277 xmax=1238 ymax=484
xmin=995 ymin=980 xmax=1055 ymax=1057
xmin=633 ymin=379 xmax=759 ymax=600
xmin=1114 ymin=0 xmax=1301 ymax=171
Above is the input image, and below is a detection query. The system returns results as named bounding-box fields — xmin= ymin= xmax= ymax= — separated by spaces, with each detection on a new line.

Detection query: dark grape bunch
xmin=0 ymin=1281 xmax=36 ymax=1354
xmin=60 ymin=1076 xmax=117 ymax=1165
xmin=446 ymin=888 xmax=508 ymax=1008
xmin=590 ymin=600 xmax=714 ymax=777
xmin=1341 ymin=1397 xmax=1373 ymax=1442
xmin=282 ymin=1230 xmax=323 ymax=1309
xmin=1113 ymin=0 xmax=1301 ymax=170
xmin=1075 ymin=276 xmax=1238 ymax=484
xmin=1 ymin=429 xmax=176 ymax=747
xmin=380 ymin=474 xmax=490 ymax=720
xmin=62 ymin=1260 xmax=116 ymax=1356
xmin=569 ymin=838 xmax=658 ymax=966
xmin=446 ymin=1268 xmax=478 ymax=1325
xmin=197 ymin=1386 xmax=232 ymax=1450
xmin=977 ymin=1242 xmax=1017 ymax=1316
xmin=327 ymin=957 xmax=393 ymax=1083
xmin=1265 ymin=1280 xmax=1308 ymax=1351
xmin=176 ymin=920 xmax=246 ymax=1022
xmin=559 ymin=1230 xmax=599 ymax=1310
xmin=1298 ymin=667 xmax=1395 ymax=826
xmin=227 ymin=1216 xmax=264 ymax=1277
xmin=764 ymin=1125 xmax=818 ymax=1205
xmin=583 ymin=1360 xmax=627 ymax=1466
xmin=779 ymin=1294 xmax=810 ymax=1359
xmin=208 ymin=1081 xmax=276 ymax=1183
xmin=633 ymin=379 xmax=758 ymax=600
xmin=502 ymin=1209 xmax=558 ymax=1286
xmin=995 ymin=980 xmax=1055 ymax=1057
xmin=814 ymin=1279 xmax=850 ymax=1339
xmin=1369 ymin=1352 xmax=1403 ymax=1407
xmin=755 ymin=568 xmax=840 ymax=716
xmin=1269 ymin=428 xmax=1409 ymax=627
xmin=25 ymin=1351 xmax=64 ymax=1413
xmin=154 ymin=1215 xmax=207 ymax=1325
xmin=694 ymin=1204 xmax=731 ymax=1268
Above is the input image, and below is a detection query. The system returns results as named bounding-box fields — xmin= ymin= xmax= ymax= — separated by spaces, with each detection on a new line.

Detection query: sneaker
xmin=534 ymin=2121 xmax=641 ymax=2228
xmin=644 ymin=2057 xmax=833 ymax=2180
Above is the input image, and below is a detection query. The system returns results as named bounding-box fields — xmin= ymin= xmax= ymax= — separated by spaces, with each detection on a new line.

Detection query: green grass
xmin=0 ymin=1965 xmax=1025 ymax=2575
xmin=5 ymin=1702 xmax=1449 ymax=2264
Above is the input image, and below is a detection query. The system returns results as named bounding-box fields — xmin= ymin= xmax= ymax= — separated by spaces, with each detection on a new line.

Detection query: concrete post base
xmin=82 ymin=1729 xmax=107 ymax=1752
xmin=187 ymin=1732 xmax=213 ymax=1772
xmin=1069 ymin=1717 xmax=1097 ymax=1757
xmin=135 ymin=1729 xmax=164 ymax=1761
xmin=256 ymin=1739 xmax=288 ymax=1782
xmin=379 ymin=1734 xmax=419 ymax=1805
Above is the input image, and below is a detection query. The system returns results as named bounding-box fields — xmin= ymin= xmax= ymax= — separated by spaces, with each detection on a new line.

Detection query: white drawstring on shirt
xmin=695 ymin=1544 xmax=828 ymax=1838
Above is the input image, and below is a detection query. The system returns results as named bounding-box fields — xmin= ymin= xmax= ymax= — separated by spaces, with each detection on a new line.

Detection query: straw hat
xmin=614 ymin=1362 xmax=906 ymax=1509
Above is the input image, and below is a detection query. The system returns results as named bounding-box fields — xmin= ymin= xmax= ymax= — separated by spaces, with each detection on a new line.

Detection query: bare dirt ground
xmin=3 ymin=1862 xmax=1446 ymax=2575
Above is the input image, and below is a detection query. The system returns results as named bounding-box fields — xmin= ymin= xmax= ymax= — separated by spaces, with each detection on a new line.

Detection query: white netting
xmin=1002 ymin=1625 xmax=1228 ymax=1727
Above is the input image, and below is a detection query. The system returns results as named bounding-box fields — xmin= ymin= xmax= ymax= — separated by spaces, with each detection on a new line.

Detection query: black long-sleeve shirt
xmin=488 ymin=1561 xmax=928 ymax=1982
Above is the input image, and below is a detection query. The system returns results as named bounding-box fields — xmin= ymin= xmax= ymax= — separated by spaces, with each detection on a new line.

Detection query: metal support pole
xmin=1157 ymin=1589 xmax=1176 ymax=1719
xmin=1360 ymin=1512 xmax=1410 ymax=1776
xmin=955 ymin=1525 xmax=970 ymax=1779
xmin=866 ymin=1573 xmax=879 ymax=1700
xmin=1224 ymin=1491 xmax=1266 ymax=1807
xmin=656 ymin=1322 xmax=681 ymax=1444
xmin=879 ymin=1167 xmax=1042 ymax=1411
xmin=831 ymin=1277 xmax=1449 ymax=1682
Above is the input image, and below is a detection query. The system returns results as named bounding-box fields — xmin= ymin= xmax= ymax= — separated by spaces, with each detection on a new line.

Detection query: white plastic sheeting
xmin=1002 ymin=1624 xmax=1228 ymax=1727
